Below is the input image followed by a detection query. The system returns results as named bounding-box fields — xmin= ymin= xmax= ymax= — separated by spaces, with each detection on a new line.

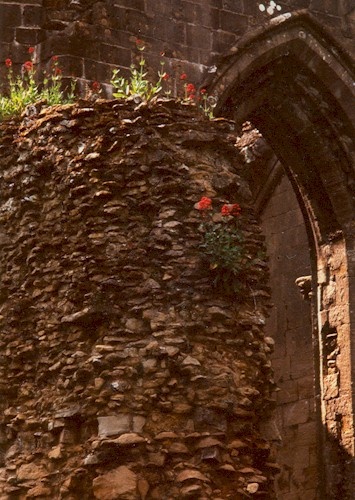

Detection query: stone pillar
xmin=317 ymin=239 xmax=355 ymax=499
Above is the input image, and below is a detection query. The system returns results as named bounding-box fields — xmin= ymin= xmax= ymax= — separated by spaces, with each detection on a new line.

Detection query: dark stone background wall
xmin=0 ymin=1 xmax=353 ymax=92
xmin=261 ymin=174 xmax=315 ymax=499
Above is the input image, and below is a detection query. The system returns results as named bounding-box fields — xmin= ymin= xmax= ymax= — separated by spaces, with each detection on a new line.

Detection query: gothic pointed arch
xmin=209 ymin=11 xmax=354 ymax=238
xmin=207 ymin=11 xmax=355 ymax=497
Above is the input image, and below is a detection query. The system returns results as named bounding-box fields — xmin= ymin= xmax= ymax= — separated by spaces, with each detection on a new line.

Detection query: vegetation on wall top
xmin=0 ymin=47 xmax=76 ymax=120
xmin=0 ymin=39 xmax=216 ymax=121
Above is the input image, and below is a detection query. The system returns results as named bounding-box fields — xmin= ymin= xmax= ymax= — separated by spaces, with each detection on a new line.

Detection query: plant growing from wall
xmin=0 ymin=48 xmax=76 ymax=120
xmin=111 ymin=39 xmax=217 ymax=118
xmin=198 ymin=89 xmax=217 ymax=119
xmin=111 ymin=38 xmax=166 ymax=102
xmin=195 ymin=197 xmax=252 ymax=294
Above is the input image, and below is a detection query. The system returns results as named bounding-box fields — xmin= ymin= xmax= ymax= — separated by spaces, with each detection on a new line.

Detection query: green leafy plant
xmin=111 ymin=39 xmax=217 ymax=118
xmin=40 ymin=55 xmax=76 ymax=105
xmin=111 ymin=38 xmax=166 ymax=101
xmin=195 ymin=197 xmax=251 ymax=293
xmin=0 ymin=48 xmax=76 ymax=120
xmin=199 ymin=89 xmax=217 ymax=119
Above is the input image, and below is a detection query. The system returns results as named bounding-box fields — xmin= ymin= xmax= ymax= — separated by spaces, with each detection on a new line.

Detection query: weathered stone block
xmin=276 ymin=380 xmax=298 ymax=405
xmin=186 ymin=24 xmax=212 ymax=50
xmin=98 ymin=415 xmax=131 ymax=437
xmin=93 ymin=466 xmax=137 ymax=499
xmin=283 ymin=400 xmax=309 ymax=427
xmin=324 ymin=372 xmax=339 ymax=400
xmin=219 ymin=10 xmax=248 ymax=34
xmin=221 ymin=0 xmax=243 ymax=13
xmin=0 ymin=4 xmax=21 ymax=27
xmin=296 ymin=421 xmax=317 ymax=446
xmin=132 ymin=415 xmax=146 ymax=433
xmin=297 ymin=376 xmax=315 ymax=400
xmin=17 ymin=463 xmax=47 ymax=481
xmin=99 ymin=43 xmax=131 ymax=66
xmin=23 ymin=5 xmax=43 ymax=27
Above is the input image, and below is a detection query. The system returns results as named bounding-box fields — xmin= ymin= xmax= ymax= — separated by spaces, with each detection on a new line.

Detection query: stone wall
xmin=0 ymin=1 xmax=354 ymax=497
xmin=0 ymin=1 xmax=353 ymax=91
xmin=0 ymin=99 xmax=277 ymax=499
xmin=261 ymin=174 xmax=317 ymax=499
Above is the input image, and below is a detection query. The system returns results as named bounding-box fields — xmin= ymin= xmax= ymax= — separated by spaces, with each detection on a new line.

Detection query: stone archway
xmin=209 ymin=12 xmax=355 ymax=499
xmin=234 ymin=129 xmax=316 ymax=498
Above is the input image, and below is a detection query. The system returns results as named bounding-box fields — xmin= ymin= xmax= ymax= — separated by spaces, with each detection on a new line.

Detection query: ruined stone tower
xmin=0 ymin=1 xmax=354 ymax=498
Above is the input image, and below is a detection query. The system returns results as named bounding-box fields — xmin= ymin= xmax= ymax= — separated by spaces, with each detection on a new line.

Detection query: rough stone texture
xmin=0 ymin=1 xmax=354 ymax=498
xmin=93 ymin=466 xmax=138 ymax=499
xmin=0 ymin=99 xmax=277 ymax=498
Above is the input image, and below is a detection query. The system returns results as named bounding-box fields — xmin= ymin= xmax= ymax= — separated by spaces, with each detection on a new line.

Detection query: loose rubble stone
xmin=92 ymin=466 xmax=137 ymax=499
xmin=17 ymin=463 xmax=47 ymax=481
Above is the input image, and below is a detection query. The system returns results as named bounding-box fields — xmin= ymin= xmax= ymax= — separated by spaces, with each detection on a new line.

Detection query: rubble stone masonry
xmin=0 ymin=0 xmax=354 ymax=498
xmin=0 ymin=99 xmax=278 ymax=499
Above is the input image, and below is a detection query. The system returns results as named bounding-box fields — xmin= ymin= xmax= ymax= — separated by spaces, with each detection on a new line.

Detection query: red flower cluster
xmin=162 ymin=73 xmax=170 ymax=81
xmin=186 ymin=83 xmax=195 ymax=93
xmin=221 ymin=203 xmax=241 ymax=217
xmin=51 ymin=55 xmax=58 ymax=62
xmin=196 ymin=197 xmax=212 ymax=210
xmin=196 ymin=197 xmax=241 ymax=216
xmin=180 ymin=73 xmax=187 ymax=80
xmin=92 ymin=81 xmax=101 ymax=92
xmin=185 ymin=82 xmax=196 ymax=100
xmin=28 ymin=47 xmax=35 ymax=54
xmin=5 ymin=58 xmax=12 ymax=68
xmin=23 ymin=60 xmax=33 ymax=72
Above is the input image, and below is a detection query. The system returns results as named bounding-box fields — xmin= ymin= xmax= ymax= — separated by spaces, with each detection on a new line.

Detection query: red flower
xmin=92 ymin=81 xmax=101 ymax=91
xmin=200 ymin=88 xmax=207 ymax=94
xmin=162 ymin=73 xmax=170 ymax=81
xmin=221 ymin=203 xmax=241 ymax=216
xmin=188 ymin=93 xmax=195 ymax=100
xmin=51 ymin=55 xmax=58 ymax=62
xmin=180 ymin=73 xmax=187 ymax=80
xmin=197 ymin=197 xmax=212 ymax=210
xmin=5 ymin=58 xmax=12 ymax=68
xmin=28 ymin=47 xmax=35 ymax=54
xmin=54 ymin=67 xmax=62 ymax=75
xmin=186 ymin=83 xmax=195 ymax=94
xmin=135 ymin=38 xmax=145 ymax=50
xmin=230 ymin=203 xmax=241 ymax=216
xmin=23 ymin=60 xmax=33 ymax=71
